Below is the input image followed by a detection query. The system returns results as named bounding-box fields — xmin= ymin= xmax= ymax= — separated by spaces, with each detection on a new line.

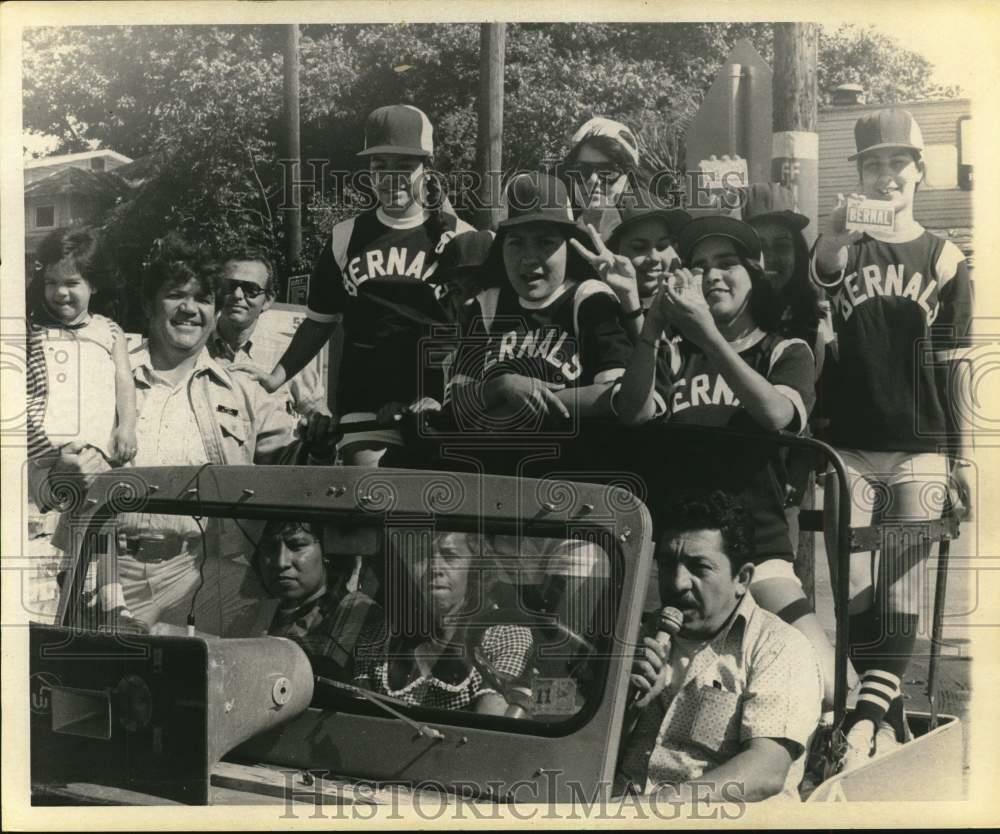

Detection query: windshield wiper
xmin=313 ymin=675 xmax=446 ymax=741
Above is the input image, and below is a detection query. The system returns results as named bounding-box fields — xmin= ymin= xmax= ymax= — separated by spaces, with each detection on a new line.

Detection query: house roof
xmin=24 ymin=149 xmax=133 ymax=169
xmin=24 ymin=166 xmax=130 ymax=201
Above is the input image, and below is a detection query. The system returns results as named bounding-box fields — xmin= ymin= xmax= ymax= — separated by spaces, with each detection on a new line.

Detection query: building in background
xmin=818 ymin=91 xmax=973 ymax=263
xmin=23 ymin=149 xmax=133 ymax=259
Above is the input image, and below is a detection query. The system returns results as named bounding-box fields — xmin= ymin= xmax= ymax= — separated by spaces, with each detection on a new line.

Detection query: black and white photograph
xmin=1 ymin=0 xmax=997 ymax=827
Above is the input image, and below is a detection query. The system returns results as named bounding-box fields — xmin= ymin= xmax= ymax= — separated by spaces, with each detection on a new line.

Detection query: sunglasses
xmin=221 ymin=279 xmax=268 ymax=299
xmin=565 ymin=162 xmax=626 ymax=181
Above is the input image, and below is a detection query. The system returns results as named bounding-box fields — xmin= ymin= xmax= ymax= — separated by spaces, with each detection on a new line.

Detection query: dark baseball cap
xmin=498 ymin=173 xmax=578 ymax=231
xmin=849 ymin=108 xmax=924 ymax=162
xmin=676 ymin=215 xmax=763 ymax=266
xmin=740 ymin=183 xmax=809 ymax=231
xmin=357 ymin=105 xmax=434 ymax=158
xmin=602 ymin=188 xmax=692 ymax=249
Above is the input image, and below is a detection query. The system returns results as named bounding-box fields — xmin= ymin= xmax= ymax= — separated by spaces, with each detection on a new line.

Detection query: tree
xmin=22 ymin=21 xmax=958 ymax=328
xmin=817 ymin=24 xmax=961 ymax=104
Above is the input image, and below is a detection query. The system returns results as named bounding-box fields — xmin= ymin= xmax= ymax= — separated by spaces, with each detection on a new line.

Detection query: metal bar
xmin=927 ymin=536 xmax=953 ymax=730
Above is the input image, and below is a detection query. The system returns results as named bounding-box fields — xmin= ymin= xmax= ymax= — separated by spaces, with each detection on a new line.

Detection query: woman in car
xmin=256 ymin=520 xmax=381 ymax=681
xmin=353 ymin=531 xmax=533 ymax=717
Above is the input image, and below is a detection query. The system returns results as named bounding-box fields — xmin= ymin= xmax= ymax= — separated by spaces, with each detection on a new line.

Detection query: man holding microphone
xmin=617 ymin=491 xmax=823 ymax=803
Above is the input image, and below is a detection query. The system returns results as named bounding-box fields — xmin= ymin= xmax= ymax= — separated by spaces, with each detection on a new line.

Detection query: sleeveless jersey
xmin=307 ymin=207 xmax=474 ymax=412
xmin=812 ymin=229 xmax=972 ymax=452
xmin=657 ymin=329 xmax=816 ymax=563
xmin=453 ymin=279 xmax=631 ymax=391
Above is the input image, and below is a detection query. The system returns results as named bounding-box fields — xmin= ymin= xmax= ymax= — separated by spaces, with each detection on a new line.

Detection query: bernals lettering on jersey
xmin=831 ymin=263 xmax=939 ymax=324
xmin=671 ymin=373 xmax=739 ymax=414
xmin=484 ymin=327 xmax=583 ymax=383
xmin=343 ymin=246 xmax=443 ymax=297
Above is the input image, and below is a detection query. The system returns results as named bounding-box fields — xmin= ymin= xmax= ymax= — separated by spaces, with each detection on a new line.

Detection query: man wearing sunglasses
xmin=210 ymin=249 xmax=328 ymax=456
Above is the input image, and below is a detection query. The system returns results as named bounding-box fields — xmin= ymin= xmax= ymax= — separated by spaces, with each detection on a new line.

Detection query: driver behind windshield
xmin=353 ymin=531 xmax=533 ymax=717
xmin=256 ymin=520 xmax=381 ymax=681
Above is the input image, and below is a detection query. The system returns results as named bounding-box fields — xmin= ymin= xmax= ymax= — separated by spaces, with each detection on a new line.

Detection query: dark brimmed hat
xmin=740 ymin=183 xmax=809 ymax=231
xmin=849 ymin=108 xmax=924 ymax=162
xmin=357 ymin=105 xmax=434 ymax=158
xmin=677 ymin=216 xmax=763 ymax=266
xmin=602 ymin=188 xmax=692 ymax=249
xmin=498 ymin=173 xmax=578 ymax=231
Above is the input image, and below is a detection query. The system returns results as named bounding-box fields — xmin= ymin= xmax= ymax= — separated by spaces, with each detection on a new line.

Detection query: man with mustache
xmin=618 ymin=491 xmax=823 ymax=803
xmin=209 ymin=248 xmax=326 ymax=456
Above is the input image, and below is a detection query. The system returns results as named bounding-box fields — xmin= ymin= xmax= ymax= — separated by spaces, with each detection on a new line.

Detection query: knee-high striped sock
xmin=851 ymin=669 xmax=902 ymax=727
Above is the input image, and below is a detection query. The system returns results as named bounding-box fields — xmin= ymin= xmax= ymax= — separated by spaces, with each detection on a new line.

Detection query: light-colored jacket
xmin=131 ymin=344 xmax=293 ymax=465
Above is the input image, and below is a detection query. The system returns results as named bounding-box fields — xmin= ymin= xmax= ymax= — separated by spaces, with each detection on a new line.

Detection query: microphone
xmin=653 ymin=606 xmax=684 ymax=649
xmin=631 ymin=606 xmax=683 ymax=707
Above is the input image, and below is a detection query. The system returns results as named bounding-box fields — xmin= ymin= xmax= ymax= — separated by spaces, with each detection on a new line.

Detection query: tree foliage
xmin=21 ymin=21 xmax=957 ymax=323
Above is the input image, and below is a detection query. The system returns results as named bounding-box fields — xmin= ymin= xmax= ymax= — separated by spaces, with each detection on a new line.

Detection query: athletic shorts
xmin=826 ymin=449 xmax=951 ymax=523
xmin=750 ymin=558 xmax=802 ymax=589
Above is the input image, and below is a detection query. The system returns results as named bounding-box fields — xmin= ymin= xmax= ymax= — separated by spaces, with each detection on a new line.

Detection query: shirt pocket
xmin=689 ymin=685 xmax=743 ymax=756
xmin=217 ymin=412 xmax=251 ymax=448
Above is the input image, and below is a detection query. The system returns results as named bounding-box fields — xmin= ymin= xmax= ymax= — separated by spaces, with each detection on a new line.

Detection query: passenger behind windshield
xmin=255 ymin=520 xmax=381 ymax=682
xmin=354 ymin=531 xmax=534 ymax=718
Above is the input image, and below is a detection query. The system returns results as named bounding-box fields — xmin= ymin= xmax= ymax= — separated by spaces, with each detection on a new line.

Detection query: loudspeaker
xmin=30 ymin=623 xmax=313 ymax=804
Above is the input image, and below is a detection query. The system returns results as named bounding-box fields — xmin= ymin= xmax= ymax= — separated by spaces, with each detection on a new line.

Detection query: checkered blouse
xmin=354 ymin=624 xmax=533 ymax=712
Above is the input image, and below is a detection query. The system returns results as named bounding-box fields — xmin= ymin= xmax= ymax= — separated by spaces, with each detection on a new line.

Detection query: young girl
xmin=447 ymin=173 xmax=632 ymax=431
xmin=613 ymin=216 xmax=840 ymax=709
xmin=26 ymin=227 xmax=138 ymax=624
xmin=741 ymin=182 xmax=826 ymax=375
xmin=245 ymin=104 xmax=474 ymax=465
xmin=813 ymin=109 xmax=973 ymax=766
xmin=569 ymin=189 xmax=691 ymax=343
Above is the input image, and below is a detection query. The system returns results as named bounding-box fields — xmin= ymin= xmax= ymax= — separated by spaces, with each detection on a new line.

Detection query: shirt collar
xmin=131 ymin=342 xmax=233 ymax=389
xmin=210 ymin=331 xmax=253 ymax=360
xmin=710 ymin=591 xmax=757 ymax=654
xmin=726 ymin=327 xmax=767 ymax=354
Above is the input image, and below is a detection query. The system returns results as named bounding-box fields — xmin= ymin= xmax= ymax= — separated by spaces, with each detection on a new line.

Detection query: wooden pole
xmin=283 ymin=24 xmax=303 ymax=267
xmin=772 ymin=23 xmax=819 ymax=244
xmin=475 ymin=23 xmax=505 ymax=231
xmin=773 ymin=23 xmax=820 ymax=609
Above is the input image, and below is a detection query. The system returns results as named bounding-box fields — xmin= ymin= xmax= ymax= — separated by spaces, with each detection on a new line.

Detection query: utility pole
xmin=283 ymin=24 xmax=303 ymax=268
xmin=772 ymin=23 xmax=819 ymax=244
xmin=475 ymin=23 xmax=505 ymax=231
xmin=773 ymin=23 xmax=820 ymax=609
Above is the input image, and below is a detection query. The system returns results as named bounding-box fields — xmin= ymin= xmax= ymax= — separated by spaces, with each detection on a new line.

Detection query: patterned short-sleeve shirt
xmin=618 ymin=592 xmax=823 ymax=801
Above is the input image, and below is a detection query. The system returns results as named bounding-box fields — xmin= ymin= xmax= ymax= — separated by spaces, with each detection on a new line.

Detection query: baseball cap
xmin=740 ymin=183 xmax=809 ymax=231
xmin=848 ymin=108 xmax=924 ymax=161
xmin=602 ymin=188 xmax=692 ymax=249
xmin=498 ymin=173 xmax=579 ymax=231
xmin=357 ymin=105 xmax=434 ymax=158
xmin=676 ymin=216 xmax=763 ymax=266
xmin=570 ymin=117 xmax=640 ymax=167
